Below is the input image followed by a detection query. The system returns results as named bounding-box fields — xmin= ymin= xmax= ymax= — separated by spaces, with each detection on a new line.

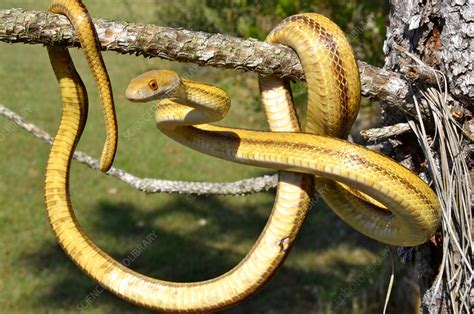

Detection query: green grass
xmin=1 ymin=1 xmax=417 ymax=313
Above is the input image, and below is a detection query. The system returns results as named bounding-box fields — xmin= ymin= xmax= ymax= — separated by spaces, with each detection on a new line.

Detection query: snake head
xmin=126 ymin=70 xmax=181 ymax=102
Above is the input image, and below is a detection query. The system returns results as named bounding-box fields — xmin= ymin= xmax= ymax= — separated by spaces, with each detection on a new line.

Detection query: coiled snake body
xmin=45 ymin=0 xmax=441 ymax=311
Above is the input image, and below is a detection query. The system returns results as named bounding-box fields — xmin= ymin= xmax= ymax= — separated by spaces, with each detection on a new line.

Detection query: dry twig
xmin=409 ymin=78 xmax=473 ymax=312
xmin=0 ymin=103 xmax=277 ymax=195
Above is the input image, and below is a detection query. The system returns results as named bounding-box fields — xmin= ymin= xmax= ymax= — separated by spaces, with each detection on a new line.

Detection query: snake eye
xmin=148 ymin=80 xmax=158 ymax=91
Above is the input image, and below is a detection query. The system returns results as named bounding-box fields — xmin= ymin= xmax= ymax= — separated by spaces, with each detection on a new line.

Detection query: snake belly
xmin=47 ymin=0 xmax=117 ymax=172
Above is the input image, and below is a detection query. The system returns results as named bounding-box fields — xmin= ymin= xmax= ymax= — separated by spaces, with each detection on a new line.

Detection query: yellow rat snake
xmin=44 ymin=0 xmax=441 ymax=311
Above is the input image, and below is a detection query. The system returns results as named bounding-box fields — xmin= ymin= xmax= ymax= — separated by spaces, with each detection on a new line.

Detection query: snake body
xmin=45 ymin=0 xmax=441 ymax=311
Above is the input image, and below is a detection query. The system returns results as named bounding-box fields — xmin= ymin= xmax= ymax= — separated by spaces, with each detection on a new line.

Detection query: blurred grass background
xmin=0 ymin=1 xmax=421 ymax=313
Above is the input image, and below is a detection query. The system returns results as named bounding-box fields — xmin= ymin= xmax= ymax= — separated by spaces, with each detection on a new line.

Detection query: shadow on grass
xmin=21 ymin=193 xmax=393 ymax=313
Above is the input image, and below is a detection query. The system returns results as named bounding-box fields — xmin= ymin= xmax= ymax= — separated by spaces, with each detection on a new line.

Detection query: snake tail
xmin=49 ymin=0 xmax=117 ymax=172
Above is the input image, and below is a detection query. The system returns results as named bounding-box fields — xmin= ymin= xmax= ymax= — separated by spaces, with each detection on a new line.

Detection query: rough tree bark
xmin=383 ymin=1 xmax=473 ymax=313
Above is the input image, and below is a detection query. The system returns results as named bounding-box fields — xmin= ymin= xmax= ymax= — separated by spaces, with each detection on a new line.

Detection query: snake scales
xmin=44 ymin=0 xmax=441 ymax=311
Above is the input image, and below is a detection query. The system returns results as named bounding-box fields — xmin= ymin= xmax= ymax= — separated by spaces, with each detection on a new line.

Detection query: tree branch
xmin=0 ymin=103 xmax=278 ymax=195
xmin=0 ymin=8 xmax=427 ymax=116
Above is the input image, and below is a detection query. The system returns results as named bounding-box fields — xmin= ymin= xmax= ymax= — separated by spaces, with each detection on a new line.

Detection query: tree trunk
xmin=384 ymin=1 xmax=473 ymax=313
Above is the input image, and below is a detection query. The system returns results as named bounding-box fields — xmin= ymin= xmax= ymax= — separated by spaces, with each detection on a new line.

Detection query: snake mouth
xmin=125 ymin=87 xmax=150 ymax=103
